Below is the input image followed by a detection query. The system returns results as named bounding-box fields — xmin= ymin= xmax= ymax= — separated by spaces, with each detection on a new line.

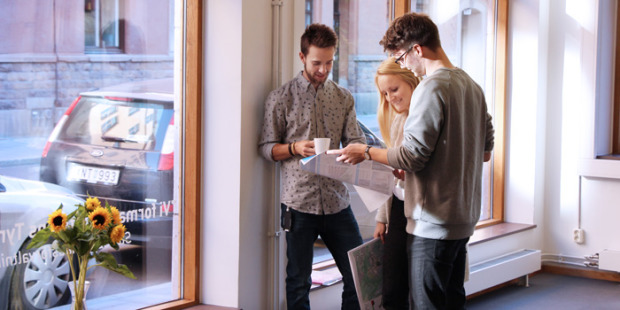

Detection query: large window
xmin=409 ymin=0 xmax=505 ymax=224
xmin=0 ymin=0 xmax=202 ymax=308
xmin=305 ymin=0 xmax=507 ymax=248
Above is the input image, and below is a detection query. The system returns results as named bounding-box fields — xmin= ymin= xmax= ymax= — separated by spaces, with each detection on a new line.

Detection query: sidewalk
xmin=0 ymin=137 xmax=46 ymax=167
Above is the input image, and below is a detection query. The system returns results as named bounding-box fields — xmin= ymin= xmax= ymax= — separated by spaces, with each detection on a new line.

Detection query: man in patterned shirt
xmin=259 ymin=23 xmax=366 ymax=309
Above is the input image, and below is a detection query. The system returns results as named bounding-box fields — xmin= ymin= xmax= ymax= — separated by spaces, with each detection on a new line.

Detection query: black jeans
xmin=382 ymin=197 xmax=410 ymax=310
xmin=407 ymin=234 xmax=469 ymax=310
xmin=282 ymin=204 xmax=363 ymax=310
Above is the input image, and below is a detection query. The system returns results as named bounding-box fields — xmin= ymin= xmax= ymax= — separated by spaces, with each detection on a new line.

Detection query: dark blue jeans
xmin=407 ymin=234 xmax=469 ymax=310
xmin=282 ymin=204 xmax=363 ymax=310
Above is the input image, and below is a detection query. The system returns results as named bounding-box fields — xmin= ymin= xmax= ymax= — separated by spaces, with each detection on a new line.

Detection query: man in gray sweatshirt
xmin=329 ymin=12 xmax=494 ymax=309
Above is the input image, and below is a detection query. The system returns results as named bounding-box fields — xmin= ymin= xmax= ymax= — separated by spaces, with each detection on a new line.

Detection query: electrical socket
xmin=573 ymin=228 xmax=585 ymax=244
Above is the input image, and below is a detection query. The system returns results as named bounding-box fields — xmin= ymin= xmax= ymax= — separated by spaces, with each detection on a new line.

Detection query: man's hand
xmin=327 ymin=144 xmax=367 ymax=165
xmin=484 ymin=151 xmax=492 ymax=162
xmin=294 ymin=140 xmax=316 ymax=157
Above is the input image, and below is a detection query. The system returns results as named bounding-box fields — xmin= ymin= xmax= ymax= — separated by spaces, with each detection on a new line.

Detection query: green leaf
xmin=26 ymin=229 xmax=51 ymax=249
xmin=95 ymin=252 xmax=136 ymax=279
xmin=109 ymin=242 xmax=120 ymax=251
xmin=76 ymin=240 xmax=91 ymax=256
xmin=57 ymin=229 xmax=71 ymax=243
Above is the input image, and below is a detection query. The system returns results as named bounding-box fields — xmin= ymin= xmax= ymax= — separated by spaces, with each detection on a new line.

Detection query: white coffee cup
xmin=314 ymin=138 xmax=331 ymax=154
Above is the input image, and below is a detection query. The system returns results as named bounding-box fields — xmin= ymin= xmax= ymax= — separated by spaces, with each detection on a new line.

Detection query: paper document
xmin=300 ymin=153 xmax=393 ymax=211
xmin=348 ymin=238 xmax=383 ymax=309
xmin=311 ymin=267 xmax=343 ymax=286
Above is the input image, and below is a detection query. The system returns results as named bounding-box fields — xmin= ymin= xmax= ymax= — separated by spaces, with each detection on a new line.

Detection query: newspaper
xmin=300 ymin=153 xmax=393 ymax=211
xmin=347 ymin=238 xmax=384 ymax=309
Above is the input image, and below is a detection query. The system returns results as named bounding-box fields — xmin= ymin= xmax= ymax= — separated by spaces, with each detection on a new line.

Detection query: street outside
xmin=0 ymin=137 xmax=46 ymax=181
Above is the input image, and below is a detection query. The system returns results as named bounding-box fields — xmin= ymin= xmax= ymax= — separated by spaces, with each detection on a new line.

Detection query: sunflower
xmin=89 ymin=207 xmax=111 ymax=230
xmin=110 ymin=224 xmax=126 ymax=244
xmin=85 ymin=197 xmax=101 ymax=211
xmin=48 ymin=210 xmax=67 ymax=232
xmin=110 ymin=206 xmax=122 ymax=225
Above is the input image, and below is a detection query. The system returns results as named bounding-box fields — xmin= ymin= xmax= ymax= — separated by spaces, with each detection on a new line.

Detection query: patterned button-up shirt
xmin=259 ymin=72 xmax=366 ymax=215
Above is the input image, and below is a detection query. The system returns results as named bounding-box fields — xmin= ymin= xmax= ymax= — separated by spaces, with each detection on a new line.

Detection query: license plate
xmin=66 ymin=163 xmax=120 ymax=185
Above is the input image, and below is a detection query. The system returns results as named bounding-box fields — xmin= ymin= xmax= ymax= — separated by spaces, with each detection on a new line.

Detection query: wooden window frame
xmin=144 ymin=0 xmax=203 ymax=309
xmin=613 ymin=2 xmax=620 ymax=155
xmin=392 ymin=0 xmax=508 ymax=227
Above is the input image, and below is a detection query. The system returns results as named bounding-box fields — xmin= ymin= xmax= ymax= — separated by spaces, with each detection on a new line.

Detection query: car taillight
xmin=42 ymin=117 xmax=64 ymax=158
xmin=158 ymin=116 xmax=175 ymax=170
xmin=42 ymin=96 xmax=81 ymax=158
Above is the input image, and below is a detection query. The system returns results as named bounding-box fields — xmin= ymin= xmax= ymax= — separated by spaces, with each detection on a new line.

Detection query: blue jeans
xmin=282 ymin=204 xmax=363 ymax=310
xmin=407 ymin=235 xmax=469 ymax=310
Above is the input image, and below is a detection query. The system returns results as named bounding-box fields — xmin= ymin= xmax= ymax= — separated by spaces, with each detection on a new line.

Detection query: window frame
xmin=394 ymin=0 xmax=507 ymax=227
xmin=612 ymin=2 xmax=620 ymax=155
xmin=143 ymin=0 xmax=202 ymax=308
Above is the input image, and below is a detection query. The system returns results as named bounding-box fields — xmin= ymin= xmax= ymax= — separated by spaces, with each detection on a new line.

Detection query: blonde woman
xmin=374 ymin=57 xmax=420 ymax=310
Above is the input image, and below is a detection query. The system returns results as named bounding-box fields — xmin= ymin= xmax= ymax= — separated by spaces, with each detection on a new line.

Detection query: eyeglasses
xmin=394 ymin=46 xmax=413 ymax=65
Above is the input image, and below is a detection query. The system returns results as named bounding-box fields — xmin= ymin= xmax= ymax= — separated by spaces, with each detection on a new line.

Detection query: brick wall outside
xmin=0 ymin=58 xmax=173 ymax=138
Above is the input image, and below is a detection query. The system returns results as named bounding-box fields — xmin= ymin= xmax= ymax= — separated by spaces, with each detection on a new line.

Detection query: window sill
xmin=469 ymin=222 xmax=536 ymax=245
xmin=579 ymin=158 xmax=620 ymax=180
xmin=596 ymin=154 xmax=620 ymax=160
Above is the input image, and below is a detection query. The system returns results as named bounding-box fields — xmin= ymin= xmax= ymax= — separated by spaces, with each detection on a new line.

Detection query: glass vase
xmin=69 ymin=280 xmax=90 ymax=310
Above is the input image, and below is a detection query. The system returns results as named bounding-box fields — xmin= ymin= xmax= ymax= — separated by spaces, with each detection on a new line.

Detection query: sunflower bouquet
xmin=27 ymin=196 xmax=135 ymax=309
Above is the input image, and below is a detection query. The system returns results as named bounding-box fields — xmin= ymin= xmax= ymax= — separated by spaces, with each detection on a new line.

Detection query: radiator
xmin=599 ymin=249 xmax=620 ymax=272
xmin=465 ymin=249 xmax=541 ymax=295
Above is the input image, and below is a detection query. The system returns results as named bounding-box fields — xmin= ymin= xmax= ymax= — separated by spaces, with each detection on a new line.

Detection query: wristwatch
xmin=364 ymin=145 xmax=372 ymax=160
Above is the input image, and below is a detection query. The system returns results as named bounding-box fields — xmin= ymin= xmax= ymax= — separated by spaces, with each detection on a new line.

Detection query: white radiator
xmin=465 ymin=249 xmax=541 ymax=295
xmin=599 ymin=249 xmax=620 ymax=272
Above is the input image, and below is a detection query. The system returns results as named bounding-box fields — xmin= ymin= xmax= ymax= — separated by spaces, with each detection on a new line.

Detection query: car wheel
xmin=9 ymin=240 xmax=72 ymax=309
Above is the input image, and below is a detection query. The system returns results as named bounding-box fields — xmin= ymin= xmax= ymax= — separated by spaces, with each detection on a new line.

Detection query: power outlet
xmin=573 ymin=228 xmax=585 ymax=244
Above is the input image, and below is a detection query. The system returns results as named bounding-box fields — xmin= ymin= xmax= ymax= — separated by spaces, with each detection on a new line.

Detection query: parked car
xmin=39 ymin=79 xmax=176 ymax=252
xmin=0 ymin=175 xmax=84 ymax=310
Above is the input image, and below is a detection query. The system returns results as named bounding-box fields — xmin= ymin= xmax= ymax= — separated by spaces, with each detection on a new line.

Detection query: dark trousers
xmin=407 ymin=234 xmax=469 ymax=310
xmin=382 ymin=197 xmax=410 ymax=310
xmin=282 ymin=204 xmax=363 ymax=310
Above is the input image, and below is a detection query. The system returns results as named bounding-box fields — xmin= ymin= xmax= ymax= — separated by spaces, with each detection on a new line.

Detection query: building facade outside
xmin=0 ymin=0 xmax=174 ymax=138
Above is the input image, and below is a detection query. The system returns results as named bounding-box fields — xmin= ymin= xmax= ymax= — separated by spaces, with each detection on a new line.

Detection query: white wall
xmin=490 ymin=0 xmax=620 ymax=264
xmin=202 ymin=0 xmax=273 ymax=307
xmin=537 ymin=0 xmax=620 ymax=259
xmin=203 ymin=0 xmax=242 ymax=306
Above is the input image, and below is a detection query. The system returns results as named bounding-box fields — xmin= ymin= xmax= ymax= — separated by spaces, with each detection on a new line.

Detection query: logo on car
xmin=90 ymin=150 xmax=104 ymax=157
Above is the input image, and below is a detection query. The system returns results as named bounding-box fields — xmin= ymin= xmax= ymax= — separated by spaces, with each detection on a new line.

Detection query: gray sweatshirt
xmin=386 ymin=67 xmax=494 ymax=240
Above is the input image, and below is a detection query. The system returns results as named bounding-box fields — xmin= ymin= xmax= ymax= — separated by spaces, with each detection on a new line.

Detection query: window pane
xmin=0 ymin=1 xmax=182 ymax=308
xmin=306 ymin=1 xmax=393 ymax=253
xmin=411 ymin=0 xmax=497 ymax=221
xmin=307 ymin=0 xmax=497 ymax=253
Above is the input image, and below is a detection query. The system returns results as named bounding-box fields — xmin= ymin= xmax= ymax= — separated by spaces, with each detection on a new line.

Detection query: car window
xmin=61 ymin=97 xmax=173 ymax=151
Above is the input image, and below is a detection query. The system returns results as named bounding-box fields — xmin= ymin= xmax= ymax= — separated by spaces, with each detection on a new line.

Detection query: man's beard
xmin=304 ymin=67 xmax=329 ymax=85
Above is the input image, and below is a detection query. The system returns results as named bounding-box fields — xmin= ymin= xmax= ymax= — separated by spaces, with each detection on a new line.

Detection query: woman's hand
xmin=327 ymin=144 xmax=367 ymax=165
xmin=373 ymin=222 xmax=387 ymax=244
xmin=393 ymin=169 xmax=405 ymax=180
